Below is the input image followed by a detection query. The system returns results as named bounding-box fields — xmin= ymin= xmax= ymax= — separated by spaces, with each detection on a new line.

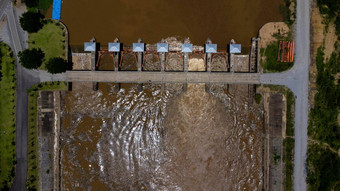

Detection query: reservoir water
xmin=59 ymin=0 xmax=283 ymax=49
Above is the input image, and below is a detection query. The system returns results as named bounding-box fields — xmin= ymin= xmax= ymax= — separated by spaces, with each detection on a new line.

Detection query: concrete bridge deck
xmin=65 ymin=71 xmax=260 ymax=84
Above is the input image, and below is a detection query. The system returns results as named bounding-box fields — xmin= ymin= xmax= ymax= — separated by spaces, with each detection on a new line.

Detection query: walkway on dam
xmin=65 ymin=71 xmax=260 ymax=84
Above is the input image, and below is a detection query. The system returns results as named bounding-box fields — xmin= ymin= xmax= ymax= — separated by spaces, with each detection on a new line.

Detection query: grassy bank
xmin=0 ymin=43 xmax=17 ymax=190
xmin=28 ymin=21 xmax=67 ymax=70
xmin=307 ymin=46 xmax=340 ymax=191
xmin=26 ymin=81 xmax=67 ymax=190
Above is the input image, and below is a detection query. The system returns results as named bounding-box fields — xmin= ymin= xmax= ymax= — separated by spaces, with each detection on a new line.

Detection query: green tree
xmin=22 ymin=0 xmax=39 ymax=8
xmin=18 ymin=48 xmax=44 ymax=69
xmin=45 ymin=57 xmax=69 ymax=74
xmin=19 ymin=12 xmax=43 ymax=33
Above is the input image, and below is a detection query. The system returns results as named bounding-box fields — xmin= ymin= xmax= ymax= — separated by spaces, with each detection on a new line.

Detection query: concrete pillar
xmin=206 ymin=53 xmax=212 ymax=72
xmin=91 ymin=51 xmax=96 ymax=71
xmin=183 ymin=83 xmax=187 ymax=92
xmin=184 ymin=53 xmax=189 ymax=72
xmin=230 ymin=53 xmax=234 ymax=72
xmin=137 ymin=52 xmax=142 ymax=72
xmin=115 ymin=83 xmax=121 ymax=92
xmin=256 ymin=38 xmax=260 ymax=73
xmin=67 ymin=82 xmax=72 ymax=91
xmin=92 ymin=82 xmax=98 ymax=91
xmin=205 ymin=84 xmax=210 ymax=93
xmin=160 ymin=53 xmax=165 ymax=72
xmin=114 ymin=52 xmax=119 ymax=72
xmin=161 ymin=84 xmax=165 ymax=93
xmin=137 ymin=83 xmax=143 ymax=92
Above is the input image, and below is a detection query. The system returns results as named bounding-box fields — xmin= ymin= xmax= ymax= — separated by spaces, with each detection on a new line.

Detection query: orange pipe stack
xmin=290 ymin=41 xmax=295 ymax=62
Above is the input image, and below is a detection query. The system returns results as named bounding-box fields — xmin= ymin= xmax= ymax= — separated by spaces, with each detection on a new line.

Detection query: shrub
xmin=45 ymin=57 xmax=69 ymax=74
xmin=18 ymin=48 xmax=45 ymax=69
xmin=19 ymin=12 xmax=44 ymax=33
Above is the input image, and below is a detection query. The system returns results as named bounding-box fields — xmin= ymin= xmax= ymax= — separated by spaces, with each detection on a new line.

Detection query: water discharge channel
xmin=60 ymin=83 xmax=264 ymax=190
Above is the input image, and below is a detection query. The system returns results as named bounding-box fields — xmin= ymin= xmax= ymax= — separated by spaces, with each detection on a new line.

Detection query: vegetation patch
xmin=307 ymin=143 xmax=340 ymax=191
xmin=308 ymin=47 xmax=340 ymax=150
xmin=37 ymin=0 xmax=53 ymax=13
xmin=28 ymin=21 xmax=66 ymax=70
xmin=23 ymin=0 xmax=53 ymax=14
xmin=26 ymin=81 xmax=67 ymax=190
xmin=0 ymin=43 xmax=17 ymax=190
xmin=286 ymin=90 xmax=294 ymax=137
xmin=255 ymin=93 xmax=262 ymax=104
xmin=307 ymin=46 xmax=340 ymax=190
xmin=280 ymin=0 xmax=296 ymax=26
xmin=317 ymin=0 xmax=340 ymax=38
xmin=283 ymin=137 xmax=294 ymax=191
xmin=263 ymin=41 xmax=294 ymax=72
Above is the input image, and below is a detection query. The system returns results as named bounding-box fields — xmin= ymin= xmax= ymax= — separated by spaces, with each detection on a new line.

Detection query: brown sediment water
xmin=60 ymin=83 xmax=264 ymax=190
xmin=60 ymin=0 xmax=283 ymax=49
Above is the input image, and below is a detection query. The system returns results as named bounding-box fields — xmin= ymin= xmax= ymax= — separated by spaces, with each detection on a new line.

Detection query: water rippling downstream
xmin=60 ymin=83 xmax=264 ymax=190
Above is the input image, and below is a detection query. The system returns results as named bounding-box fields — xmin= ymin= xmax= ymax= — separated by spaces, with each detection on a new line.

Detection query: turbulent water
xmin=60 ymin=83 xmax=264 ymax=190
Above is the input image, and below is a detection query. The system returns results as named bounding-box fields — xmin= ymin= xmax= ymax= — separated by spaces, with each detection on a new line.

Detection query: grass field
xmin=28 ymin=21 xmax=66 ymax=70
xmin=26 ymin=81 xmax=67 ymax=190
xmin=0 ymin=43 xmax=17 ymax=190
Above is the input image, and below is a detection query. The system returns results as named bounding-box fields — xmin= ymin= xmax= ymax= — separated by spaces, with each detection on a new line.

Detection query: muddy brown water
xmin=60 ymin=0 xmax=283 ymax=50
xmin=61 ymin=83 xmax=264 ymax=190
xmin=58 ymin=1 xmax=277 ymax=189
